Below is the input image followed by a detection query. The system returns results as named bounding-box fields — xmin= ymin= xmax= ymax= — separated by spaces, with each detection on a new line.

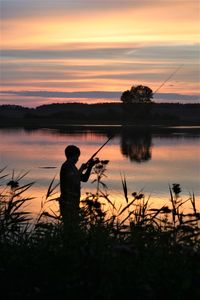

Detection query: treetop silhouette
xmin=120 ymin=85 xmax=153 ymax=104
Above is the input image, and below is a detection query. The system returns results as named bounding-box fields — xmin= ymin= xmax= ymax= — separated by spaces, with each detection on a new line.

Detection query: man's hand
xmin=87 ymin=157 xmax=100 ymax=167
xmin=79 ymin=158 xmax=100 ymax=172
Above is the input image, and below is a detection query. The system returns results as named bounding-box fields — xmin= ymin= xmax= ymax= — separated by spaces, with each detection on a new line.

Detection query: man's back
xmin=60 ymin=160 xmax=81 ymax=210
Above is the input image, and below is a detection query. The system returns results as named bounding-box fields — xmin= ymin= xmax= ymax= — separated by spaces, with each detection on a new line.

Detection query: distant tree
xmin=121 ymin=85 xmax=153 ymax=104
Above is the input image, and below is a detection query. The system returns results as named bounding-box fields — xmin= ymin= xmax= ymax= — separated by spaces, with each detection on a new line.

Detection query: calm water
xmin=0 ymin=126 xmax=199 ymax=214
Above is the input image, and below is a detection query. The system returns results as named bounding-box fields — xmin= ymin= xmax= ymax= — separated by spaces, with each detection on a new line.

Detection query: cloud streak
xmin=1 ymin=44 xmax=198 ymax=61
xmin=1 ymin=0 xmax=162 ymax=20
xmin=1 ymin=90 xmax=199 ymax=101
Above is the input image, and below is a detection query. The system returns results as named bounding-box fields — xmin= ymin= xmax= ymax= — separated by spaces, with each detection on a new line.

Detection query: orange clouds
xmin=1 ymin=1 xmax=199 ymax=48
xmin=1 ymin=1 xmax=199 ymax=105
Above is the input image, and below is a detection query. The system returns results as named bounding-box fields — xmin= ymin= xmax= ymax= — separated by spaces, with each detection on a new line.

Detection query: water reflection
xmin=120 ymin=128 xmax=152 ymax=163
xmin=44 ymin=126 xmax=153 ymax=163
xmin=0 ymin=126 xmax=199 ymax=213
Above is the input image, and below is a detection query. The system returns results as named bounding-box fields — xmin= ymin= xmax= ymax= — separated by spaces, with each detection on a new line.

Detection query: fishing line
xmin=153 ymin=64 xmax=184 ymax=94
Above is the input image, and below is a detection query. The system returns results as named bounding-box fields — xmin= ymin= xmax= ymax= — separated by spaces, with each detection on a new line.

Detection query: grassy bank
xmin=0 ymin=165 xmax=200 ymax=299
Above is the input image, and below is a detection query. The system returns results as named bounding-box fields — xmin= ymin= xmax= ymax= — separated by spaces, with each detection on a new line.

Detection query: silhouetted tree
xmin=121 ymin=85 xmax=153 ymax=104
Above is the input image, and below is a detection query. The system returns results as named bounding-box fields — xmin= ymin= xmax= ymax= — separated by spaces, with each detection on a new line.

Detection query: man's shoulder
xmin=60 ymin=161 xmax=78 ymax=174
xmin=61 ymin=161 xmax=68 ymax=168
xmin=61 ymin=161 xmax=71 ymax=170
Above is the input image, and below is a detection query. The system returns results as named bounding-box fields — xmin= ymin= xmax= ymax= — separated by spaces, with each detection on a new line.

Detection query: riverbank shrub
xmin=0 ymin=166 xmax=199 ymax=299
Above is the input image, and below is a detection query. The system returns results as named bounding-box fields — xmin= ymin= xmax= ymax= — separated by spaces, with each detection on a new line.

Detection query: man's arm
xmin=79 ymin=159 xmax=97 ymax=182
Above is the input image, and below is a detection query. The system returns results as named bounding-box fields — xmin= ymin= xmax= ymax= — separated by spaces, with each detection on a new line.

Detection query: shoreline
xmin=0 ymin=102 xmax=200 ymax=127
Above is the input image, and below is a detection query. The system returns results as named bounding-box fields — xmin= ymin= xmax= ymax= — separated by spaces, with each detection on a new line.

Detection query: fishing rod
xmin=85 ymin=135 xmax=113 ymax=165
xmin=153 ymin=64 xmax=184 ymax=95
xmin=39 ymin=136 xmax=113 ymax=170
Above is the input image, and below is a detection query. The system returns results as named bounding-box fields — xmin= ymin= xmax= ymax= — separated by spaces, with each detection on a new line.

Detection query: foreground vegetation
xmin=0 ymin=164 xmax=200 ymax=299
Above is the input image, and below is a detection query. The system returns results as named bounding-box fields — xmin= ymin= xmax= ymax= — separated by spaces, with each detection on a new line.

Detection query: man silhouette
xmin=59 ymin=145 xmax=96 ymax=232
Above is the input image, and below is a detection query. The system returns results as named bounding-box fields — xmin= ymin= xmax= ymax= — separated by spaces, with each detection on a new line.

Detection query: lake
xmin=0 ymin=126 xmax=199 ymax=215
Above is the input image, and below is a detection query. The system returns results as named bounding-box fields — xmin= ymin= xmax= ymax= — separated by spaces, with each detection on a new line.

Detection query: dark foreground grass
xmin=0 ymin=166 xmax=200 ymax=300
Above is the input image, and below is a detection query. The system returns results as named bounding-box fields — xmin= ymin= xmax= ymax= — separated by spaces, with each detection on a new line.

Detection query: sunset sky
xmin=0 ymin=0 xmax=199 ymax=107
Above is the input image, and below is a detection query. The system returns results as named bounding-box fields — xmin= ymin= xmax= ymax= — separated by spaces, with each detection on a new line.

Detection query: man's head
xmin=65 ymin=145 xmax=80 ymax=163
